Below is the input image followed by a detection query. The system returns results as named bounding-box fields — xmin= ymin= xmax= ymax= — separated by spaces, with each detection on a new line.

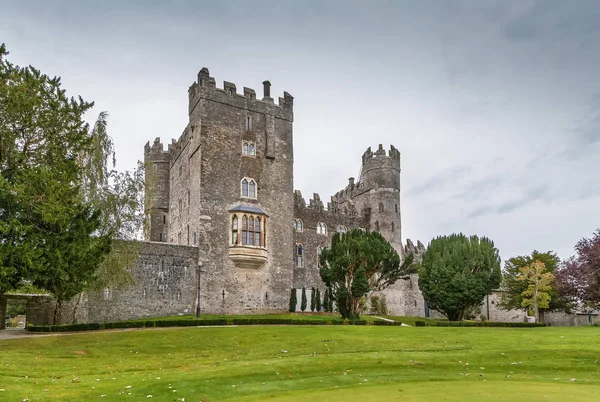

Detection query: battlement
xmin=294 ymin=189 xmax=368 ymax=218
xmin=362 ymin=144 xmax=400 ymax=165
xmin=144 ymin=137 xmax=170 ymax=158
xmin=188 ymin=67 xmax=294 ymax=112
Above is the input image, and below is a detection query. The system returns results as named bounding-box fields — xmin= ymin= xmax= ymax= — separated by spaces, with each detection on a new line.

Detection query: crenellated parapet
xmin=187 ymin=67 xmax=294 ymax=121
xmin=361 ymin=144 xmax=400 ymax=165
xmin=404 ymin=239 xmax=426 ymax=261
xmin=144 ymin=138 xmax=171 ymax=163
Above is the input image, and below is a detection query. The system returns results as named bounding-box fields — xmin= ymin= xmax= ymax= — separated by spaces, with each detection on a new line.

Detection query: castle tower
xmin=160 ymin=67 xmax=296 ymax=313
xmin=360 ymin=144 xmax=403 ymax=253
xmin=143 ymin=138 xmax=171 ymax=242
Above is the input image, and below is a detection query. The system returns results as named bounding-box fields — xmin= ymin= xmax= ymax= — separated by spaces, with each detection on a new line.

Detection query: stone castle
xmin=141 ymin=67 xmax=428 ymax=316
xmin=7 ymin=68 xmax=590 ymax=327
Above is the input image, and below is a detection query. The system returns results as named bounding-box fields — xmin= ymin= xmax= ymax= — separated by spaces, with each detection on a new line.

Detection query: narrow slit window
xmin=232 ymin=215 xmax=239 ymax=245
xmin=246 ymin=116 xmax=252 ymax=131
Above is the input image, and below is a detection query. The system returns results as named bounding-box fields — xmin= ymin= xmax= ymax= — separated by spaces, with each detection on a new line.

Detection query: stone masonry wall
xmin=86 ymin=241 xmax=199 ymax=323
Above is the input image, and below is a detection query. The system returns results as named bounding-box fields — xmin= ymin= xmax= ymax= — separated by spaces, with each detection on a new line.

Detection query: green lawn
xmin=128 ymin=312 xmax=441 ymax=325
xmin=1 ymin=326 xmax=598 ymax=401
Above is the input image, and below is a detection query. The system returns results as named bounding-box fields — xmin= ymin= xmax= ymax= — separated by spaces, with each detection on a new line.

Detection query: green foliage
xmin=0 ymin=44 xmax=144 ymax=313
xmin=319 ymin=229 xmax=415 ymax=319
xmin=499 ymin=250 xmax=569 ymax=314
xmin=323 ymin=288 xmax=330 ymax=312
xmin=418 ymin=234 xmax=501 ymax=321
xmin=288 ymin=288 xmax=297 ymax=312
xmin=310 ymin=287 xmax=316 ymax=312
xmin=316 ymin=288 xmax=322 ymax=312
xmin=517 ymin=261 xmax=555 ymax=321
xmin=415 ymin=321 xmax=426 ymax=327
xmin=301 ymin=287 xmax=307 ymax=312
xmin=369 ymin=295 xmax=389 ymax=315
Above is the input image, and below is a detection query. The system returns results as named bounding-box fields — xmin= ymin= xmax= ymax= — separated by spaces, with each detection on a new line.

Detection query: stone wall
xmin=86 ymin=241 xmax=199 ymax=323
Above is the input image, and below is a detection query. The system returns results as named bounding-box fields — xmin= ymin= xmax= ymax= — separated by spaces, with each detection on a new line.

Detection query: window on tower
xmin=317 ymin=222 xmax=327 ymax=235
xmin=241 ymin=177 xmax=257 ymax=199
xmin=379 ymin=203 xmax=384 ymax=213
xmin=242 ymin=141 xmax=256 ymax=157
xmin=296 ymin=244 xmax=303 ymax=267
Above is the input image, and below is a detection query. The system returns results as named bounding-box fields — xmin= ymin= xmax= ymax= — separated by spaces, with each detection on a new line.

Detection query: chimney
xmin=262 ymin=80 xmax=271 ymax=100
xmin=348 ymin=177 xmax=355 ymax=187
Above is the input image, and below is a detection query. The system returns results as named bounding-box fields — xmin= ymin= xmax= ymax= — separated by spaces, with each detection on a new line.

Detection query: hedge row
xmin=436 ymin=321 xmax=546 ymax=327
xmin=27 ymin=318 xmax=375 ymax=332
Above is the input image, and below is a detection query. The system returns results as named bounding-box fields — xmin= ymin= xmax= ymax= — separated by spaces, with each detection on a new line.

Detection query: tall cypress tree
xmin=288 ymin=288 xmax=297 ymax=312
xmin=323 ymin=288 xmax=330 ymax=312
xmin=316 ymin=288 xmax=322 ymax=312
xmin=301 ymin=287 xmax=307 ymax=312
xmin=310 ymin=287 xmax=316 ymax=312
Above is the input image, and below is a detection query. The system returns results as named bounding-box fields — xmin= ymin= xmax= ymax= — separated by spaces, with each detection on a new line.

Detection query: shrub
xmin=436 ymin=321 xmax=545 ymax=327
xmin=370 ymin=295 xmax=380 ymax=314
xmin=378 ymin=295 xmax=389 ymax=315
xmin=415 ymin=321 xmax=426 ymax=327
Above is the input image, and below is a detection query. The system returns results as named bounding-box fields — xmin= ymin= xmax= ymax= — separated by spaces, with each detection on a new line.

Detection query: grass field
xmin=1 ymin=325 xmax=599 ymax=401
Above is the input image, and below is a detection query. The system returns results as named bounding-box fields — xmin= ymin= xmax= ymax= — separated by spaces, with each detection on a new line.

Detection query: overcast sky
xmin=2 ymin=0 xmax=598 ymax=262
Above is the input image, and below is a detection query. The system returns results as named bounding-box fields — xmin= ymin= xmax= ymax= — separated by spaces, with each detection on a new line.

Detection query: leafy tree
xmin=418 ymin=234 xmax=501 ymax=321
xmin=499 ymin=250 xmax=569 ymax=320
xmin=319 ymin=229 xmax=415 ymax=320
xmin=555 ymin=229 xmax=600 ymax=308
xmin=301 ymin=287 xmax=307 ymax=312
xmin=310 ymin=287 xmax=316 ymax=312
xmin=288 ymin=288 xmax=297 ymax=312
xmin=316 ymin=288 xmax=322 ymax=312
xmin=0 ymin=44 xmax=144 ymax=322
xmin=322 ymin=288 xmax=330 ymax=312
xmin=517 ymin=261 xmax=554 ymax=322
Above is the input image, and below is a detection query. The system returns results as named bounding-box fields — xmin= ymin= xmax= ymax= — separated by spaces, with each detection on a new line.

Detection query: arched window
xmin=241 ymin=179 xmax=248 ymax=197
xmin=231 ymin=215 xmax=238 ymax=245
xmin=296 ymin=244 xmax=303 ymax=267
xmin=337 ymin=225 xmax=347 ymax=234
xmin=297 ymin=220 xmax=303 ymax=231
xmin=379 ymin=203 xmax=384 ymax=213
xmin=242 ymin=141 xmax=256 ymax=157
xmin=255 ymin=217 xmax=261 ymax=246
xmin=249 ymin=180 xmax=256 ymax=198
xmin=159 ymin=232 xmax=163 ymax=242
xmin=317 ymin=222 xmax=327 ymax=235
xmin=242 ymin=215 xmax=248 ymax=244
xmin=249 ymin=216 xmax=255 ymax=246
xmin=193 ymin=231 xmax=197 ymax=245
xmin=292 ymin=220 xmax=297 ymax=230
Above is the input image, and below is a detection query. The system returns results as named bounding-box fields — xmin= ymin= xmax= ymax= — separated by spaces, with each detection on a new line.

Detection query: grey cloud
xmin=467 ymin=206 xmax=494 ymax=219
xmin=406 ymin=165 xmax=472 ymax=197
xmin=496 ymin=184 xmax=550 ymax=214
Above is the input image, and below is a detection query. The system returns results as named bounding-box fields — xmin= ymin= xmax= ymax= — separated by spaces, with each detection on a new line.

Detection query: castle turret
xmin=360 ymin=144 xmax=402 ymax=253
xmin=144 ymin=137 xmax=171 ymax=242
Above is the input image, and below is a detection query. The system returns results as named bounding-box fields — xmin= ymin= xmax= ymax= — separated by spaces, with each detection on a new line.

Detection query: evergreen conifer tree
xmin=323 ymin=288 xmax=330 ymax=312
xmin=288 ymin=288 xmax=297 ymax=312
xmin=301 ymin=287 xmax=307 ymax=312
xmin=310 ymin=287 xmax=316 ymax=311
xmin=316 ymin=288 xmax=322 ymax=312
